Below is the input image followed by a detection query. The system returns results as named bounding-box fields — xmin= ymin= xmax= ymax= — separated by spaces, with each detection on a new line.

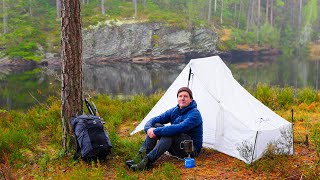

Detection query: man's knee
xmin=159 ymin=136 xmax=173 ymax=144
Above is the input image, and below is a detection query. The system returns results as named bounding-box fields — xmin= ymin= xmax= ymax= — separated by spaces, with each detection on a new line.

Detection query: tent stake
xmin=251 ymin=131 xmax=259 ymax=164
xmin=291 ymin=109 xmax=295 ymax=154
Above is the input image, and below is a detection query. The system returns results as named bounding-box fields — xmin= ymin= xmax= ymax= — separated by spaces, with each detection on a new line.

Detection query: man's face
xmin=178 ymin=91 xmax=192 ymax=108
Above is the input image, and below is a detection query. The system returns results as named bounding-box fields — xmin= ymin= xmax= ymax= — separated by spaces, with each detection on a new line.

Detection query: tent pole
xmin=251 ymin=131 xmax=259 ymax=164
xmin=187 ymin=68 xmax=192 ymax=87
xmin=291 ymin=109 xmax=295 ymax=154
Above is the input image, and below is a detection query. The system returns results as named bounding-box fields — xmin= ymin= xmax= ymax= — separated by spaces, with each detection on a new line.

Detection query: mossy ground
xmin=0 ymin=86 xmax=319 ymax=179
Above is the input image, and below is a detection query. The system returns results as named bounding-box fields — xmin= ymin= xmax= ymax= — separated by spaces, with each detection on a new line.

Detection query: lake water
xmin=0 ymin=54 xmax=319 ymax=111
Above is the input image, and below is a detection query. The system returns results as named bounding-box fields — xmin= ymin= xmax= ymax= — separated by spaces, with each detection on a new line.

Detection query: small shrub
xmin=296 ymin=87 xmax=319 ymax=105
xmin=311 ymin=123 xmax=320 ymax=162
xmin=276 ymin=87 xmax=294 ymax=109
xmin=298 ymin=102 xmax=309 ymax=111
xmin=253 ymin=83 xmax=276 ymax=109
xmin=0 ymin=129 xmax=31 ymax=157
xmin=259 ymin=23 xmax=280 ymax=47
xmin=307 ymin=102 xmax=318 ymax=112
xmin=253 ymin=145 xmax=290 ymax=177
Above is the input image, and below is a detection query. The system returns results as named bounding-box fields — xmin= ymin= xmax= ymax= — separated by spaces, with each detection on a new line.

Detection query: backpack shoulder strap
xmin=71 ymin=115 xmax=81 ymax=160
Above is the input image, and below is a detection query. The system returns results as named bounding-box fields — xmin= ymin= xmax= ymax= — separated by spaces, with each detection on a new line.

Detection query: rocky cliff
xmin=83 ymin=21 xmax=218 ymax=63
xmin=1 ymin=21 xmax=219 ymax=69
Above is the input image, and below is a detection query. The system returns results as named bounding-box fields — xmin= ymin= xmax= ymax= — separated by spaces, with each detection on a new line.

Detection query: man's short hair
xmin=177 ymin=87 xmax=193 ymax=99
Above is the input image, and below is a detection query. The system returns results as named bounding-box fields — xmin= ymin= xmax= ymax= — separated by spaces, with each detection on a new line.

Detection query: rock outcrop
xmin=82 ymin=22 xmax=218 ymax=63
xmin=1 ymin=21 xmax=219 ymax=68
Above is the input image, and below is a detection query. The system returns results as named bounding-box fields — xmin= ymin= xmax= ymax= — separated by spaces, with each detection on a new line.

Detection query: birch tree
xmin=266 ymin=0 xmax=269 ymax=24
xmin=133 ymin=0 xmax=137 ymax=17
xmin=298 ymin=0 xmax=302 ymax=29
xmin=237 ymin=0 xmax=243 ymax=28
xmin=56 ymin=0 xmax=61 ymax=18
xmin=101 ymin=0 xmax=105 ymax=15
xmin=257 ymin=0 xmax=261 ymax=43
xmin=29 ymin=0 xmax=32 ymax=18
xmin=270 ymin=0 xmax=274 ymax=26
xmin=3 ymin=0 xmax=8 ymax=34
xmin=220 ymin=0 xmax=223 ymax=24
xmin=208 ymin=0 xmax=212 ymax=25
xmin=214 ymin=0 xmax=217 ymax=12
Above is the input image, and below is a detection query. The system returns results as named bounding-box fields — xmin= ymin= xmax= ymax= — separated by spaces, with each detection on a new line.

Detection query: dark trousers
xmin=139 ymin=132 xmax=193 ymax=163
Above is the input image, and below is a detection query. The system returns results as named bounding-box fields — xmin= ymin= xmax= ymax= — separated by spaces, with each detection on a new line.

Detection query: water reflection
xmin=0 ymin=54 xmax=319 ymax=111
xmin=83 ymin=62 xmax=186 ymax=95
xmin=229 ymin=55 xmax=319 ymax=90
xmin=0 ymin=68 xmax=60 ymax=110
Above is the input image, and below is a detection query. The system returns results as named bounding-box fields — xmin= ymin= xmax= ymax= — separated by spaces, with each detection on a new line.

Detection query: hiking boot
xmin=130 ymin=156 xmax=150 ymax=171
xmin=125 ymin=150 xmax=146 ymax=168
xmin=125 ymin=159 xmax=134 ymax=167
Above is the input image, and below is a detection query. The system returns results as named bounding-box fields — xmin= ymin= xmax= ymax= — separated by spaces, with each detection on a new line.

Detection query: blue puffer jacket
xmin=144 ymin=100 xmax=203 ymax=153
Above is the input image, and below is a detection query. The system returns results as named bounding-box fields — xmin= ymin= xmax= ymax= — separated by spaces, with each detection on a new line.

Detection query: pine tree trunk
xmin=61 ymin=0 xmax=83 ymax=154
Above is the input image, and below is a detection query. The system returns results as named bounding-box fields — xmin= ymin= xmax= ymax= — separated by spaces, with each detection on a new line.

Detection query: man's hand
xmin=147 ymin=128 xmax=156 ymax=138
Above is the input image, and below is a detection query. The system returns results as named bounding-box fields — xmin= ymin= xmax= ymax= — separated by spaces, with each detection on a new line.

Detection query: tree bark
xmin=257 ymin=0 xmax=260 ymax=43
xmin=266 ymin=0 xmax=269 ymax=24
xmin=61 ymin=0 xmax=83 ymax=154
xmin=56 ymin=0 xmax=61 ymax=18
xmin=134 ymin=0 xmax=137 ymax=17
xmin=220 ymin=0 xmax=223 ymax=24
xmin=208 ymin=0 xmax=212 ymax=25
xmin=101 ymin=0 xmax=105 ymax=15
xmin=246 ymin=0 xmax=252 ymax=32
xmin=214 ymin=0 xmax=217 ymax=12
xmin=237 ymin=0 xmax=242 ymax=28
xmin=270 ymin=0 xmax=274 ymax=26
xmin=298 ymin=0 xmax=302 ymax=29
xmin=233 ymin=2 xmax=237 ymax=25
xmin=250 ymin=0 xmax=255 ymax=28
xmin=29 ymin=0 xmax=32 ymax=18
xmin=3 ymin=0 xmax=8 ymax=34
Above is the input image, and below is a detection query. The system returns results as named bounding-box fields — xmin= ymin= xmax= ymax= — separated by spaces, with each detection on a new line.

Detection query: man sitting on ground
xmin=126 ymin=87 xmax=203 ymax=171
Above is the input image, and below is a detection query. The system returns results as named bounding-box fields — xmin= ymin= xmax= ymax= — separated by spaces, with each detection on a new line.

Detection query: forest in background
xmin=0 ymin=0 xmax=319 ymax=62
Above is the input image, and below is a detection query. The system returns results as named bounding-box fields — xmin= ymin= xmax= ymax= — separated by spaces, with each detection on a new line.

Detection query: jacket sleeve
xmin=153 ymin=109 xmax=202 ymax=137
xmin=144 ymin=108 xmax=174 ymax=133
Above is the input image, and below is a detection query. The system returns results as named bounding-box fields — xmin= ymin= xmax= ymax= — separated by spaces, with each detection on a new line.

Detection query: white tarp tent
xmin=130 ymin=56 xmax=293 ymax=164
